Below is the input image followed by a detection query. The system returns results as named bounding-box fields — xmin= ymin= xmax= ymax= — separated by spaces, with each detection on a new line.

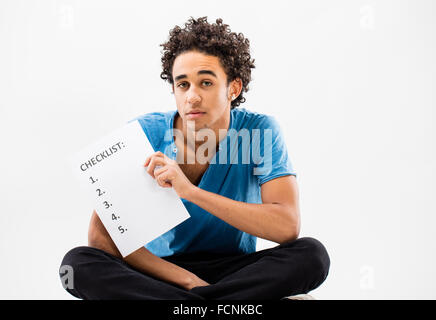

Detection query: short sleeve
xmin=251 ymin=115 xmax=297 ymax=186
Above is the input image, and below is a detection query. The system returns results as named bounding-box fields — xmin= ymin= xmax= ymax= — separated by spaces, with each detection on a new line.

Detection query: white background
xmin=0 ymin=0 xmax=434 ymax=299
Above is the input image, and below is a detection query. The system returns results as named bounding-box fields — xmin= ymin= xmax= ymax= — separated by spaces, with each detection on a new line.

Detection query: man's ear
xmin=171 ymin=83 xmax=175 ymax=94
xmin=231 ymin=78 xmax=243 ymax=98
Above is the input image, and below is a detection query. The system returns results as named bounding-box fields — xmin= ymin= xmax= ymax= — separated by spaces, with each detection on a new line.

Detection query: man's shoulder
xmin=131 ymin=110 xmax=174 ymax=127
xmin=129 ymin=109 xmax=176 ymax=150
xmin=232 ymin=107 xmax=280 ymax=130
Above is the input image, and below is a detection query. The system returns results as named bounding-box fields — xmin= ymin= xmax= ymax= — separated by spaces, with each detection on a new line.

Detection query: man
xmin=60 ymin=17 xmax=330 ymax=300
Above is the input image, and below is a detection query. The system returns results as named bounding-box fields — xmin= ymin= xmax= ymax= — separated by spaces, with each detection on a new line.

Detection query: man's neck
xmin=174 ymin=110 xmax=230 ymax=152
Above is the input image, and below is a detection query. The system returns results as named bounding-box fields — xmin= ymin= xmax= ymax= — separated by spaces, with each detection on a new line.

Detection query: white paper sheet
xmin=70 ymin=120 xmax=190 ymax=257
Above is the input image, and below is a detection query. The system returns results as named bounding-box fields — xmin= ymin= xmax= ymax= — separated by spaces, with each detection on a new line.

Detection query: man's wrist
xmin=179 ymin=271 xmax=199 ymax=290
xmin=181 ymin=185 xmax=199 ymax=202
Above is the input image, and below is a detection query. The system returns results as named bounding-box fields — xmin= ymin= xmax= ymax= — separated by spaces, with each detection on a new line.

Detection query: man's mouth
xmin=186 ymin=111 xmax=206 ymax=119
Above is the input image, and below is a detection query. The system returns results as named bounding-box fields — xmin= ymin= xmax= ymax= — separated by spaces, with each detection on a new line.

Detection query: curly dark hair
xmin=160 ymin=16 xmax=255 ymax=109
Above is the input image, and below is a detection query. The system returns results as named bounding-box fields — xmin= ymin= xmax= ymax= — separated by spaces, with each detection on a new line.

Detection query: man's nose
xmin=186 ymin=87 xmax=202 ymax=104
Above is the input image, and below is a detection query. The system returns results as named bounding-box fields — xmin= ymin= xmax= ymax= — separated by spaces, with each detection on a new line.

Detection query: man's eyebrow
xmin=174 ymin=74 xmax=187 ymax=82
xmin=174 ymin=70 xmax=217 ymax=82
xmin=197 ymin=70 xmax=217 ymax=78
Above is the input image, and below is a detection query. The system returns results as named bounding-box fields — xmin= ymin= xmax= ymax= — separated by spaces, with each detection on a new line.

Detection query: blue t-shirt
xmin=132 ymin=107 xmax=297 ymax=257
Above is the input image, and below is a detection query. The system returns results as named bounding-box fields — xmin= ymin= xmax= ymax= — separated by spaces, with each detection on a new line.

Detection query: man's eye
xmin=177 ymin=82 xmax=188 ymax=88
xmin=202 ymin=81 xmax=212 ymax=86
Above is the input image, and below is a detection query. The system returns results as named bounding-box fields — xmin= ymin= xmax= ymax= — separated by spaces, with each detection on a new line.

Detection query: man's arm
xmin=146 ymin=152 xmax=300 ymax=244
xmin=88 ymin=211 xmax=209 ymax=290
xmin=184 ymin=175 xmax=301 ymax=244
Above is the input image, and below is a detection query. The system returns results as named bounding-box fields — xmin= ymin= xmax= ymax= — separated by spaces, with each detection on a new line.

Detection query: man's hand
xmin=144 ymin=151 xmax=195 ymax=199
xmin=186 ymin=275 xmax=210 ymax=291
xmin=88 ymin=210 xmax=122 ymax=258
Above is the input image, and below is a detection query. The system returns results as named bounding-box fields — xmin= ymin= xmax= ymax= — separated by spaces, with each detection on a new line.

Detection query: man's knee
xmin=280 ymin=237 xmax=330 ymax=281
xmin=59 ymin=246 xmax=102 ymax=297
xmin=296 ymin=237 xmax=330 ymax=281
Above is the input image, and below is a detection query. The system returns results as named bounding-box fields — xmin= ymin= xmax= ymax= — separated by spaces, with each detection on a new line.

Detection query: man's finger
xmin=156 ymin=171 xmax=172 ymax=188
xmin=146 ymin=157 xmax=167 ymax=178
xmin=154 ymin=165 xmax=168 ymax=177
xmin=144 ymin=151 xmax=167 ymax=166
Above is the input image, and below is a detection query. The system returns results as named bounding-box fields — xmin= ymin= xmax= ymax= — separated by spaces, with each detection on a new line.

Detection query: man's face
xmin=171 ymin=50 xmax=233 ymax=131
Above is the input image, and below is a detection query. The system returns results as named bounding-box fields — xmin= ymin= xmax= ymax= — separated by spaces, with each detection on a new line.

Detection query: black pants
xmin=59 ymin=237 xmax=330 ymax=300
